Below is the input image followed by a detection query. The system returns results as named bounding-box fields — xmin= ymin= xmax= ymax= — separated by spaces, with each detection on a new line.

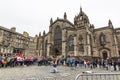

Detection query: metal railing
xmin=75 ymin=71 xmax=120 ymax=80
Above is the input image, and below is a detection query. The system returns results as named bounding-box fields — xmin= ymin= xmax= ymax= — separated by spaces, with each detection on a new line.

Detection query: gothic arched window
xmin=54 ymin=26 xmax=62 ymax=55
xmin=78 ymin=35 xmax=84 ymax=51
xmin=45 ymin=40 xmax=47 ymax=57
xmin=100 ymin=33 xmax=106 ymax=46
xmin=54 ymin=26 xmax=62 ymax=45
xmin=67 ymin=36 xmax=74 ymax=51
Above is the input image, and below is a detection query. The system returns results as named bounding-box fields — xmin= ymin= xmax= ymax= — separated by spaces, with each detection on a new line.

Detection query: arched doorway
xmin=102 ymin=51 xmax=108 ymax=60
xmin=50 ymin=45 xmax=60 ymax=56
xmin=54 ymin=48 xmax=59 ymax=56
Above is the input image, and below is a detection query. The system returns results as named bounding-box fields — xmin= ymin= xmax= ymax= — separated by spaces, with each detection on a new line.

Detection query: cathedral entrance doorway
xmin=50 ymin=44 xmax=61 ymax=56
xmin=53 ymin=44 xmax=62 ymax=56
xmin=102 ymin=51 xmax=108 ymax=60
xmin=54 ymin=48 xmax=59 ymax=56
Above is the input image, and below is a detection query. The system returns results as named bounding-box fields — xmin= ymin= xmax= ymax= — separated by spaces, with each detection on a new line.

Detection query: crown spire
xmin=80 ymin=6 xmax=82 ymax=13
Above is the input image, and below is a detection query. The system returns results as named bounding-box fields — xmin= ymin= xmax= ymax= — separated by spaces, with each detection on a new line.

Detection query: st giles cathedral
xmin=38 ymin=7 xmax=120 ymax=59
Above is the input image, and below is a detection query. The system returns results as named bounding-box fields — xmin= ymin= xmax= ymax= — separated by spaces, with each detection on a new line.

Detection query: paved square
xmin=0 ymin=65 xmax=120 ymax=80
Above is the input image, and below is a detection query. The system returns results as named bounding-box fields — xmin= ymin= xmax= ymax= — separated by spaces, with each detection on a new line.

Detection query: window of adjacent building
xmin=17 ymin=35 xmax=19 ymax=38
xmin=67 ymin=36 xmax=74 ymax=51
xmin=30 ymin=38 xmax=34 ymax=41
xmin=16 ymin=39 xmax=18 ymax=43
xmin=21 ymin=40 xmax=23 ymax=43
xmin=18 ymin=39 xmax=20 ymax=43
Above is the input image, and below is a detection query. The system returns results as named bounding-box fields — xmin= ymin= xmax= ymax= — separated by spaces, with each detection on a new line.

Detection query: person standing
xmin=113 ymin=60 xmax=117 ymax=71
xmin=117 ymin=59 xmax=120 ymax=71
xmin=0 ymin=56 xmax=2 ymax=68
xmin=67 ymin=56 xmax=73 ymax=70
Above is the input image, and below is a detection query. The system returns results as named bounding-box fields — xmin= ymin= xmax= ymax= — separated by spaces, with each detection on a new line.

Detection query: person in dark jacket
xmin=117 ymin=59 xmax=120 ymax=71
xmin=113 ymin=60 xmax=117 ymax=71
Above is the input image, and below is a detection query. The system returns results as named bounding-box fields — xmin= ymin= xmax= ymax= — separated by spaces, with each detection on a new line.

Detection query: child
xmin=51 ymin=64 xmax=58 ymax=73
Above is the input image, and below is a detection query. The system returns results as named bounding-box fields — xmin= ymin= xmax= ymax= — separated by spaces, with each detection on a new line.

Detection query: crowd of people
xmin=38 ymin=56 xmax=120 ymax=71
xmin=0 ymin=53 xmax=37 ymax=68
xmin=0 ymin=53 xmax=120 ymax=72
xmin=66 ymin=56 xmax=120 ymax=71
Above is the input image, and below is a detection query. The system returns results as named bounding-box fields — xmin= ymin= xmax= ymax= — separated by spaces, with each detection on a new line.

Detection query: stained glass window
xmin=54 ymin=26 xmax=62 ymax=45
xmin=67 ymin=36 xmax=74 ymax=51
xmin=78 ymin=35 xmax=84 ymax=51
xmin=54 ymin=26 xmax=62 ymax=52
xmin=100 ymin=33 xmax=106 ymax=46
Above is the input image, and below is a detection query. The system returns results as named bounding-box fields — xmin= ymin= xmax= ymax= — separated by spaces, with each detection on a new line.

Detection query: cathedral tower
xmin=74 ymin=7 xmax=90 ymax=27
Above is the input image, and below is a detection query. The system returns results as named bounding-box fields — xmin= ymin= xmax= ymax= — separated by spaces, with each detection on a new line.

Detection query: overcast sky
xmin=0 ymin=0 xmax=120 ymax=37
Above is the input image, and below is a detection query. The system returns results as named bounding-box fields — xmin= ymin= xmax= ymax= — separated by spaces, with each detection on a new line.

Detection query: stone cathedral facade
xmin=38 ymin=7 xmax=120 ymax=59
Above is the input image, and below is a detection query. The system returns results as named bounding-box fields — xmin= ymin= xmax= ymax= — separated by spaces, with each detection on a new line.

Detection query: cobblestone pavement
xmin=0 ymin=65 xmax=120 ymax=80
